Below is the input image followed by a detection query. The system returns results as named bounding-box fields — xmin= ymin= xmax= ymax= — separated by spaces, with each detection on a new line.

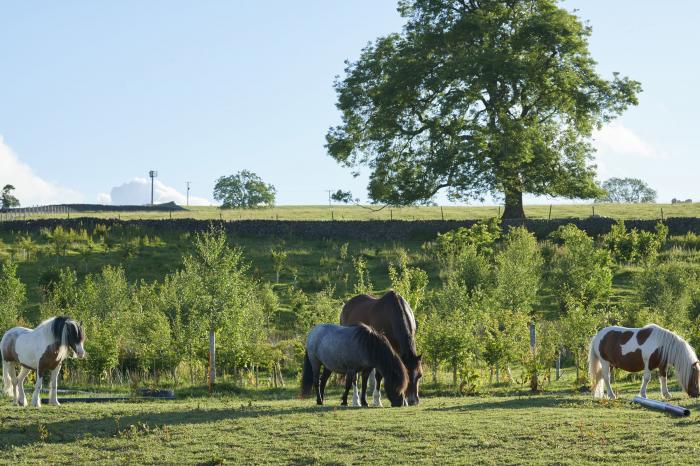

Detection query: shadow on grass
xmin=0 ymin=402 xmax=337 ymax=449
xmin=426 ymin=394 xmax=588 ymax=412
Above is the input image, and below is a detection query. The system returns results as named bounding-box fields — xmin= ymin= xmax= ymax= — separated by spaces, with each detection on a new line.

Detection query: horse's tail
xmin=2 ymin=360 xmax=13 ymax=397
xmin=588 ymin=339 xmax=604 ymax=398
xmin=300 ymin=352 xmax=314 ymax=397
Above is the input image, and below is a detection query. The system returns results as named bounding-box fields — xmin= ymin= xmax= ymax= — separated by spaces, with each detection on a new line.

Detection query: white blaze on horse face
xmin=74 ymin=341 xmax=86 ymax=359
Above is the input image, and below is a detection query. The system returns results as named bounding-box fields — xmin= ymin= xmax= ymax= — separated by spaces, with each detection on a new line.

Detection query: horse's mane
xmin=50 ymin=316 xmax=70 ymax=344
xmin=353 ymin=324 xmax=408 ymax=393
xmin=652 ymin=324 xmax=699 ymax=392
xmin=383 ymin=291 xmax=419 ymax=363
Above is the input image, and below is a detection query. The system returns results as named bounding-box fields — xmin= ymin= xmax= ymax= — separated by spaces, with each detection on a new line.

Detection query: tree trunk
xmin=502 ymin=189 xmax=526 ymax=219
xmin=452 ymin=362 xmax=457 ymax=387
xmin=529 ymin=322 xmax=538 ymax=392
xmin=556 ymin=352 xmax=561 ymax=381
xmin=208 ymin=329 xmax=216 ymax=388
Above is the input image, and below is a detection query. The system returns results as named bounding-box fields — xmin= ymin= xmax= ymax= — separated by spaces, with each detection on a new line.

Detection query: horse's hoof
xmin=340 ymin=401 xmax=348 ymax=406
xmin=49 ymin=400 xmax=60 ymax=407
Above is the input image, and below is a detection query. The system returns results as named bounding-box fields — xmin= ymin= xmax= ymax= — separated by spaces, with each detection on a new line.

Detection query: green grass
xmin=2 ymin=381 xmax=700 ymax=465
xmin=4 ymin=202 xmax=700 ymax=221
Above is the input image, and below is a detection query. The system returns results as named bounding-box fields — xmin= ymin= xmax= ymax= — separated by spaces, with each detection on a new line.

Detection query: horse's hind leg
xmin=601 ymin=361 xmax=616 ymax=400
xmin=318 ymin=368 xmax=332 ymax=404
xmin=16 ymin=367 xmax=29 ymax=407
xmin=3 ymin=362 xmax=17 ymax=404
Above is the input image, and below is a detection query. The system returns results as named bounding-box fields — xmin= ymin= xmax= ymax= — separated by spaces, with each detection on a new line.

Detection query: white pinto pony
xmin=589 ymin=324 xmax=700 ymax=400
xmin=1 ymin=316 xmax=86 ymax=407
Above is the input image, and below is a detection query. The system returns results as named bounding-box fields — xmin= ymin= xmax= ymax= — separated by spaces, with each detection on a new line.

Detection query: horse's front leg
xmin=351 ymin=371 xmax=360 ymax=407
xmin=16 ymin=367 xmax=30 ymax=407
xmin=341 ymin=372 xmax=354 ymax=406
xmin=659 ymin=367 xmax=671 ymax=398
xmin=360 ymin=369 xmax=372 ymax=407
xmin=373 ymin=370 xmax=384 ymax=407
xmin=31 ymin=371 xmax=43 ymax=408
xmin=49 ymin=365 xmax=62 ymax=406
xmin=639 ymin=367 xmax=651 ymax=398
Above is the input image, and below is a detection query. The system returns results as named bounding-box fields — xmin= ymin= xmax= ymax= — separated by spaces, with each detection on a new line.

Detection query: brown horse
xmin=340 ymin=290 xmax=422 ymax=406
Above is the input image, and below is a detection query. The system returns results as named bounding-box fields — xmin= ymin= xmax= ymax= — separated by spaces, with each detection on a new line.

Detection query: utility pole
xmin=326 ymin=189 xmax=332 ymax=207
xmin=186 ymin=181 xmax=191 ymax=207
xmin=149 ymin=170 xmax=158 ymax=205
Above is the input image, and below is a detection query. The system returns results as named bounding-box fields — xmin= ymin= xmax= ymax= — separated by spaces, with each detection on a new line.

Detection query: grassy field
xmin=2 ymin=380 xmax=700 ymax=465
xmin=3 ymin=202 xmax=700 ymax=221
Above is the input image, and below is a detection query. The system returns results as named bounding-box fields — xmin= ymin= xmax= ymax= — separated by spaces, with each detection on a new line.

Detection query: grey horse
xmin=301 ymin=324 xmax=408 ymax=407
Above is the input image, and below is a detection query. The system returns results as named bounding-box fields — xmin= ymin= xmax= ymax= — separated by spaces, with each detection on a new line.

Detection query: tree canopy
xmin=213 ymin=170 xmax=276 ymax=209
xmin=1 ymin=184 xmax=20 ymax=209
xmin=326 ymin=0 xmax=641 ymax=218
xmin=597 ymin=177 xmax=656 ymax=203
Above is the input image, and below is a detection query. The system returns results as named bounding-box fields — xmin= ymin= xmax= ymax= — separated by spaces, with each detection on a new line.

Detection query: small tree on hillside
xmin=0 ymin=260 xmax=26 ymax=332
xmin=1 ymin=185 xmax=20 ymax=209
xmin=181 ymin=227 xmax=254 ymax=386
xmin=597 ymin=178 xmax=657 ymax=203
xmin=213 ymin=170 xmax=276 ymax=209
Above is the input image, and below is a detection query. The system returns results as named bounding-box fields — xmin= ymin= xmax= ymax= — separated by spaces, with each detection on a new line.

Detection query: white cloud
xmin=0 ymin=135 xmax=83 ymax=206
xmin=593 ymin=123 xmax=661 ymax=159
xmin=100 ymin=178 xmax=209 ymax=206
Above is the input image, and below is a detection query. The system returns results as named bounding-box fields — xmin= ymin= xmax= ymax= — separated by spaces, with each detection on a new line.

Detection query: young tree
xmin=597 ymin=177 xmax=657 ymax=203
xmin=548 ymin=224 xmax=613 ymax=309
xmin=0 ymin=260 xmax=26 ymax=332
xmin=181 ymin=227 xmax=254 ymax=386
xmin=213 ymin=170 xmax=276 ymax=209
xmin=493 ymin=227 xmax=543 ymax=390
xmin=327 ymin=0 xmax=640 ymax=218
xmin=1 ymin=185 xmax=20 ymax=209
xmin=388 ymin=250 xmax=429 ymax=312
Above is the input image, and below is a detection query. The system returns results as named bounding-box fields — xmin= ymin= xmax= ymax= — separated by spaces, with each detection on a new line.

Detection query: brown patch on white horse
xmin=0 ymin=334 xmax=19 ymax=363
xmin=38 ymin=342 xmax=63 ymax=375
xmin=589 ymin=324 xmax=700 ymax=399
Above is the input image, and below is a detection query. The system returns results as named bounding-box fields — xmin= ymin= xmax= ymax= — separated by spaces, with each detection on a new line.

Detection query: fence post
xmin=548 ymin=204 xmax=552 ymax=220
xmin=497 ymin=205 xmax=501 ymax=218
xmin=661 ymin=207 xmax=664 ymax=221
xmin=441 ymin=206 xmax=444 ymax=221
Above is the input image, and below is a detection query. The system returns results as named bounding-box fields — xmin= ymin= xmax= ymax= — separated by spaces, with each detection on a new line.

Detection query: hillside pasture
xmin=2 ymin=202 xmax=700 ymax=222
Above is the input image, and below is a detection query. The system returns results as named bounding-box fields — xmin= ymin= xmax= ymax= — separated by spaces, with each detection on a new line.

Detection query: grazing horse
xmin=1 ymin=316 xmax=86 ymax=407
xmin=301 ymin=323 xmax=408 ymax=407
xmin=588 ymin=324 xmax=700 ymax=399
xmin=340 ymin=291 xmax=422 ymax=406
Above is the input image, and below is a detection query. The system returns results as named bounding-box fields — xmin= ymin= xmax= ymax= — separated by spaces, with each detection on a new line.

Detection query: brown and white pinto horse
xmin=589 ymin=324 xmax=700 ymax=399
xmin=340 ymin=291 xmax=422 ymax=406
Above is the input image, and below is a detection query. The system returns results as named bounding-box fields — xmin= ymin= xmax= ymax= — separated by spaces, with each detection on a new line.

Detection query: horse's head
xmin=688 ymin=361 xmax=700 ymax=398
xmin=66 ymin=320 xmax=86 ymax=359
xmin=404 ymin=354 xmax=423 ymax=406
xmin=384 ymin=360 xmax=409 ymax=408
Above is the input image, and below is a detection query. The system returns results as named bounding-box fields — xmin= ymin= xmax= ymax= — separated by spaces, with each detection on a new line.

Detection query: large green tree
xmin=213 ymin=170 xmax=276 ymax=209
xmin=326 ymin=0 xmax=641 ymax=218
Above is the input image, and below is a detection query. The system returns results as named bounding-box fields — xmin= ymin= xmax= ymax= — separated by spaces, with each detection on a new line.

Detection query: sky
xmin=1 ymin=1 xmax=698 ymax=206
